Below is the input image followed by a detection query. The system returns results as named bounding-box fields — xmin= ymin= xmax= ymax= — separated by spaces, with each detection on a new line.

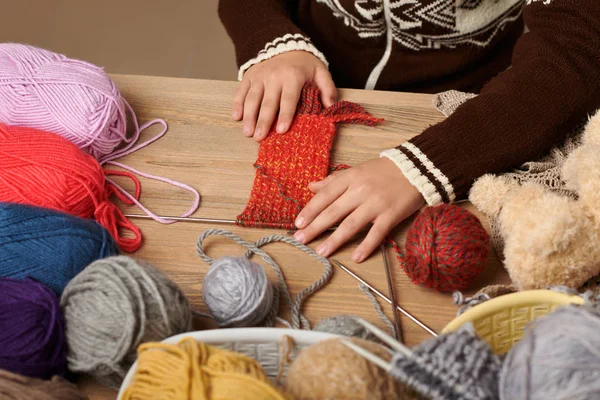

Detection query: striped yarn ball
xmin=399 ymin=205 xmax=489 ymax=292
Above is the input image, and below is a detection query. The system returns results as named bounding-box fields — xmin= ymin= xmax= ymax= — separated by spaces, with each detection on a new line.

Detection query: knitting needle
xmin=342 ymin=340 xmax=393 ymax=371
xmin=341 ymin=318 xmax=414 ymax=371
xmin=124 ymin=214 xmax=237 ymax=224
xmin=331 ymin=259 xmax=437 ymax=337
xmin=124 ymin=199 xmax=476 ymax=225
xmin=381 ymin=244 xmax=402 ymax=343
xmin=124 ymin=213 xmax=340 ymax=232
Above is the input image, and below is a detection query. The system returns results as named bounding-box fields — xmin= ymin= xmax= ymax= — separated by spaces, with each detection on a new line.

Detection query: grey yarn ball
xmin=501 ymin=305 xmax=600 ymax=400
xmin=203 ymin=256 xmax=274 ymax=328
xmin=314 ymin=315 xmax=378 ymax=341
xmin=60 ymin=256 xmax=192 ymax=388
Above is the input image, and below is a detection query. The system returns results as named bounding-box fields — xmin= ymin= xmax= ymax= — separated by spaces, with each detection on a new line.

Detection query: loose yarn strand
xmin=196 ymin=229 xmax=333 ymax=329
xmin=96 ymin=101 xmax=147 ymax=165
xmin=105 ymin=162 xmax=200 ymax=224
xmin=358 ymin=283 xmax=398 ymax=339
xmin=99 ymin=105 xmax=201 ymax=224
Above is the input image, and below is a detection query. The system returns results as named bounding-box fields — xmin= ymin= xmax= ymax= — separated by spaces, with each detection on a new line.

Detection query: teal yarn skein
xmin=0 ymin=202 xmax=118 ymax=294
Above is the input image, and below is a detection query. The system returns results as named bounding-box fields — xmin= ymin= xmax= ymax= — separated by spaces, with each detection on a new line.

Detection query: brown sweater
xmin=219 ymin=0 xmax=600 ymax=205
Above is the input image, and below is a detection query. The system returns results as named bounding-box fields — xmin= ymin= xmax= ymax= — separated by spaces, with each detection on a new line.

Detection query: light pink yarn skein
xmin=0 ymin=43 xmax=128 ymax=160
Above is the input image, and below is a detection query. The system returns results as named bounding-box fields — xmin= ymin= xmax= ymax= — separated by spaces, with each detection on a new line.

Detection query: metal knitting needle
xmin=341 ymin=318 xmax=415 ymax=371
xmin=124 ymin=213 xmax=339 ymax=231
xmin=381 ymin=244 xmax=402 ymax=343
xmin=331 ymin=259 xmax=437 ymax=337
xmin=124 ymin=214 xmax=237 ymax=224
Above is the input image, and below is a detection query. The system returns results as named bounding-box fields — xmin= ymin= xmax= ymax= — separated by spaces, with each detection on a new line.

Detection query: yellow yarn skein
xmin=122 ymin=337 xmax=287 ymax=400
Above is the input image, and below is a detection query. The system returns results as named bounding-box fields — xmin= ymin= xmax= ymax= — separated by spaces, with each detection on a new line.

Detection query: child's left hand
xmin=293 ymin=157 xmax=424 ymax=262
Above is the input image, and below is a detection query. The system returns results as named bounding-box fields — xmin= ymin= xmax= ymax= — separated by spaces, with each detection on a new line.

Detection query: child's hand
xmin=293 ymin=158 xmax=425 ymax=262
xmin=233 ymin=51 xmax=336 ymax=141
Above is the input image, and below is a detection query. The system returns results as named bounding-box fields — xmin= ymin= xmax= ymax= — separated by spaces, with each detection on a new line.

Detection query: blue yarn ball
xmin=0 ymin=202 xmax=118 ymax=294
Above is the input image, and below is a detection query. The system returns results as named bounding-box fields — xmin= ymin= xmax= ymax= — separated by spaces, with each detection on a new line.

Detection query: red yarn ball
xmin=399 ymin=204 xmax=489 ymax=292
xmin=0 ymin=123 xmax=141 ymax=252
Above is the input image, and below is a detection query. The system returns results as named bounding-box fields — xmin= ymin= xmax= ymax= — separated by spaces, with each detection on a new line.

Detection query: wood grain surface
xmin=80 ymin=74 xmax=510 ymax=399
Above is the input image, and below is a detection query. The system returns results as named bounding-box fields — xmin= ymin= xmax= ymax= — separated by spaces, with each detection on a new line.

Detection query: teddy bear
xmin=469 ymin=110 xmax=600 ymax=290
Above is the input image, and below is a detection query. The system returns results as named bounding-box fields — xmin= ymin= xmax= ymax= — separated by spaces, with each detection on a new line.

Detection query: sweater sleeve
xmin=218 ymin=0 xmax=328 ymax=81
xmin=382 ymin=0 xmax=600 ymax=206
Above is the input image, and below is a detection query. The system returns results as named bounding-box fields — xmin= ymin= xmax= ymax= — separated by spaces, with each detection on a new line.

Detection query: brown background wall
xmin=0 ymin=0 xmax=238 ymax=81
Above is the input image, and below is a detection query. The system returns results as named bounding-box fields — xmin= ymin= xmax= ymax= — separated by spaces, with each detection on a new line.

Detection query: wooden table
xmin=81 ymin=74 xmax=510 ymax=399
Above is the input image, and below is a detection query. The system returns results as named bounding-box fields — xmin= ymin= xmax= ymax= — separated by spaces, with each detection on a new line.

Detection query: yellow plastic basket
xmin=441 ymin=290 xmax=584 ymax=354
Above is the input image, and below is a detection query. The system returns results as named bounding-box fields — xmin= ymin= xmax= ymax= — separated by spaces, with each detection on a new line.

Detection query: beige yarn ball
xmin=285 ymin=338 xmax=422 ymax=400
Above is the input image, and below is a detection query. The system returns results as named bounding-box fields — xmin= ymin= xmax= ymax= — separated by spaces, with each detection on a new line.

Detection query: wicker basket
xmin=441 ymin=289 xmax=584 ymax=354
xmin=117 ymin=328 xmax=338 ymax=399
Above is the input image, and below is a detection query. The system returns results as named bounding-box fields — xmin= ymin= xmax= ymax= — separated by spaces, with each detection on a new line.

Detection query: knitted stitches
xmin=237 ymin=83 xmax=381 ymax=229
xmin=390 ymin=324 xmax=501 ymax=400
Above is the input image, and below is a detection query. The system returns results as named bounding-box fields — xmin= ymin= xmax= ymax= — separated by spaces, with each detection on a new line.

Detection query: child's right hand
xmin=232 ymin=50 xmax=336 ymax=142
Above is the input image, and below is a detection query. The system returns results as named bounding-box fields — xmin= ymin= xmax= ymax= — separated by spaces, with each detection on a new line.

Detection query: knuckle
xmin=267 ymin=71 xmax=280 ymax=82
xmin=369 ymin=224 xmax=388 ymax=240
xmin=371 ymin=192 xmax=388 ymax=207
xmin=355 ymin=182 xmax=372 ymax=196
xmin=323 ymin=206 xmax=342 ymax=222
xmin=261 ymin=98 xmax=277 ymax=110
xmin=342 ymin=217 xmax=361 ymax=233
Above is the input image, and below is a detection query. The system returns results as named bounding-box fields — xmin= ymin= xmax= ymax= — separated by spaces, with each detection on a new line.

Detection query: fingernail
xmin=243 ymin=126 xmax=252 ymax=136
xmin=254 ymin=128 xmax=262 ymax=138
xmin=277 ymin=123 xmax=286 ymax=133
xmin=294 ymin=231 xmax=305 ymax=243
xmin=352 ymin=251 xmax=364 ymax=263
xmin=232 ymin=110 xmax=240 ymax=119
xmin=295 ymin=216 xmax=304 ymax=228
xmin=317 ymin=244 xmax=328 ymax=257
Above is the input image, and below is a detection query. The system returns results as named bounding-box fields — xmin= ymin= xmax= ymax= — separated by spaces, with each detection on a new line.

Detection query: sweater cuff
xmin=238 ymin=34 xmax=328 ymax=81
xmin=381 ymin=146 xmax=456 ymax=206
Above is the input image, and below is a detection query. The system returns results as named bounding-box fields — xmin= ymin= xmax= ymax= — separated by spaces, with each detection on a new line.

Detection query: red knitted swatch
xmin=237 ymin=83 xmax=382 ymax=229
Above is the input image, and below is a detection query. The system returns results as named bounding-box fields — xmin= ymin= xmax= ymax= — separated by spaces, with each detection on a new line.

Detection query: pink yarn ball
xmin=0 ymin=43 xmax=128 ymax=160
